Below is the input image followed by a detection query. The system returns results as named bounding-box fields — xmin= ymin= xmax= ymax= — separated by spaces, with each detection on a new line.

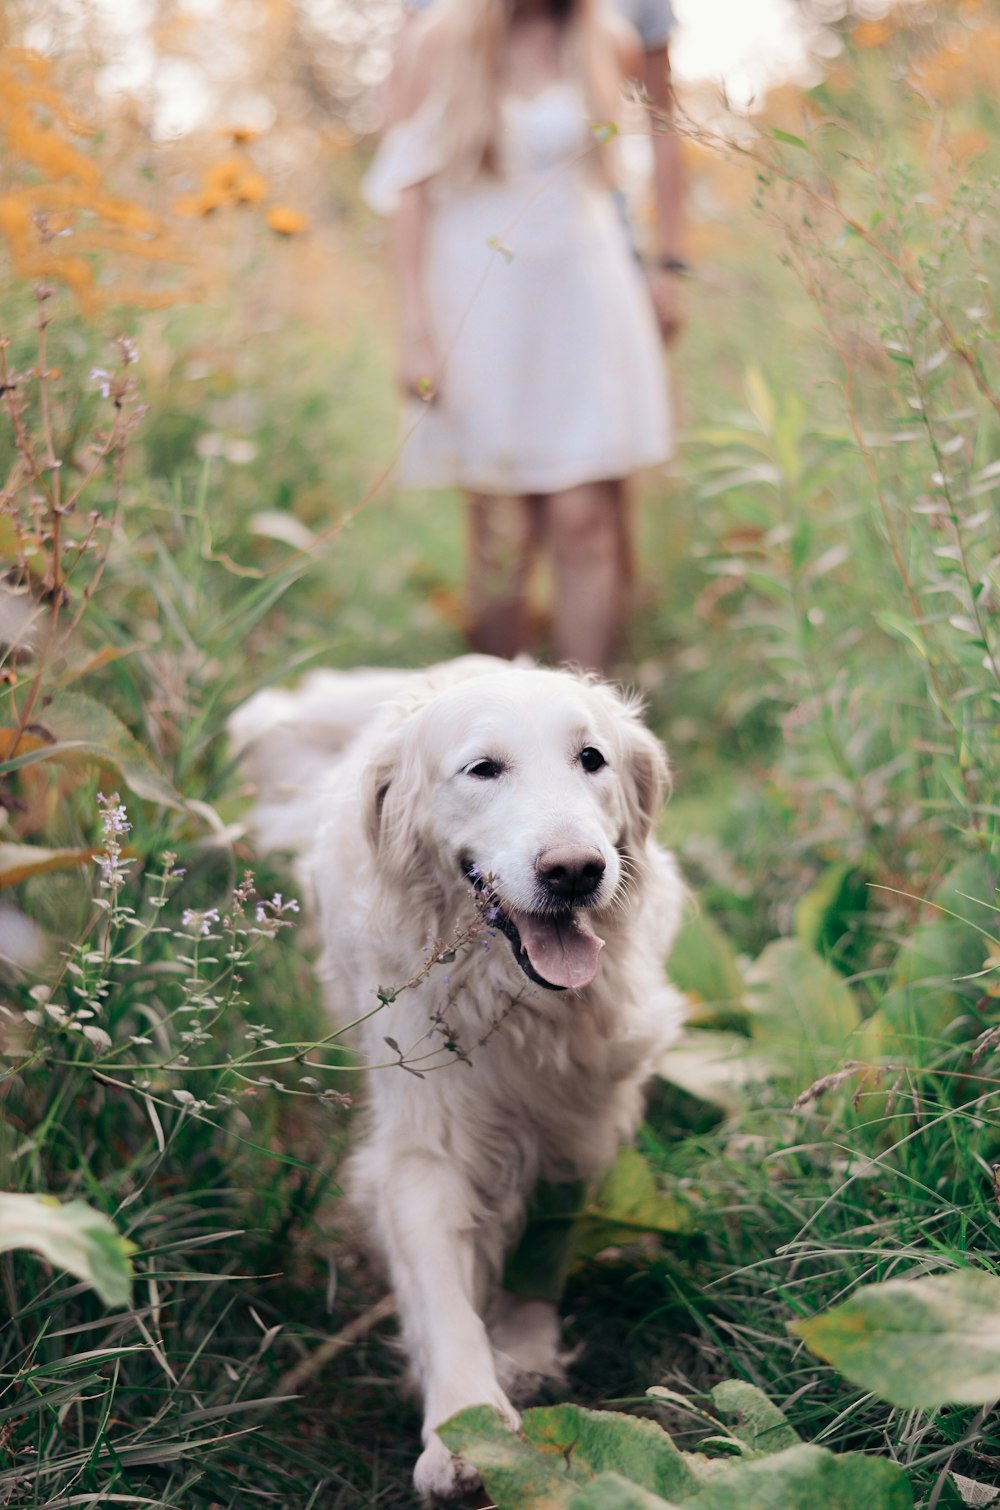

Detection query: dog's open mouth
xmin=462 ymin=862 xmax=605 ymax=992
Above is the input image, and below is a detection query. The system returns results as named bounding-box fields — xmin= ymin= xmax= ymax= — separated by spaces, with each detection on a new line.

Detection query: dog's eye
xmin=579 ymin=746 xmax=606 ymax=773
xmin=465 ymin=758 xmax=504 ymax=780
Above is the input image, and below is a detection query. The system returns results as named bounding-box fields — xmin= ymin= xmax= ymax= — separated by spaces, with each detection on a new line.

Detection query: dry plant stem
xmin=62 ymin=427 xmax=126 ymax=641
xmin=756 ymin=135 xmax=1000 ymax=420
xmin=36 ymin=295 xmax=61 ymax=513
xmin=906 ymin=336 xmax=1000 ymax=694
xmin=0 ymin=335 xmax=62 ymax=744
xmin=1 ymin=307 xmax=135 ymax=752
xmin=657 ymin=106 xmax=1000 ymax=421
xmin=783 ymin=241 xmax=986 ymax=836
xmin=274 ymin=1294 xmax=398 ymax=1397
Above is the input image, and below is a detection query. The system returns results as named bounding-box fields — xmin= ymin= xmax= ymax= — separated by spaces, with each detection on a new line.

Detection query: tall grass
xmin=2 ymin=3 xmax=1000 ymax=1506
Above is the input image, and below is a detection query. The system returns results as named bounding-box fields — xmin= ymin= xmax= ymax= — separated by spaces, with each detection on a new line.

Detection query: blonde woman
xmin=366 ymin=0 xmax=673 ymax=672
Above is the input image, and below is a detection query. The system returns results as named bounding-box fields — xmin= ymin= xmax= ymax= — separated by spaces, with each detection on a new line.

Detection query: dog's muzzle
xmin=462 ymin=859 xmax=605 ymax=992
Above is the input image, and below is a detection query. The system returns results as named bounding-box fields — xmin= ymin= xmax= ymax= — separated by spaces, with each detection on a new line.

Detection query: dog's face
xmin=365 ymin=668 xmax=669 ymax=992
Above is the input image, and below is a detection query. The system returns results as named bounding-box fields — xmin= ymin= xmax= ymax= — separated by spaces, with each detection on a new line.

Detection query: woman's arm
xmin=610 ymin=18 xmax=685 ymax=344
xmin=641 ymin=41 xmax=685 ymax=343
xmin=385 ymin=22 xmax=443 ymax=400
xmin=395 ymin=179 xmax=439 ymax=401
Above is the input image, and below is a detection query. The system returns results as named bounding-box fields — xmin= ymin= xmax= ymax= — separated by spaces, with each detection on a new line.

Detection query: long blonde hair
xmin=425 ymin=0 xmax=623 ymax=185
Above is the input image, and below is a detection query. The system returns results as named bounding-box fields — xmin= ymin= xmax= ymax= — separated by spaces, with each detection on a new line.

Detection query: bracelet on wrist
xmin=656 ymin=255 xmax=690 ymax=275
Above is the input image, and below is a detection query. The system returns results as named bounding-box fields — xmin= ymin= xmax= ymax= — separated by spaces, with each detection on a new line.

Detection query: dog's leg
xmin=489 ymin=1293 xmax=573 ymax=1399
xmin=372 ymin=1150 xmax=520 ymax=1502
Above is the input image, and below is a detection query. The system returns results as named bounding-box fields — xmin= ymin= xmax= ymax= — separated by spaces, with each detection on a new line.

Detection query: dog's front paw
xmin=413 ymin=1435 xmax=483 ymax=1504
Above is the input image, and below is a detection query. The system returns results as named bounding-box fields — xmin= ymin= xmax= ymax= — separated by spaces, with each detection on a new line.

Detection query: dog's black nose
xmin=536 ymin=847 xmax=606 ymax=902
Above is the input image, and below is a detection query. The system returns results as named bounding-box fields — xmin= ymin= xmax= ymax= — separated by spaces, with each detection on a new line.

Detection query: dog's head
xmin=362 ymin=667 xmax=669 ymax=993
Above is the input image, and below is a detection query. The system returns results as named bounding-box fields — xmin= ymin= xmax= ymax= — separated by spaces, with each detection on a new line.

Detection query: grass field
xmin=2 ymin=4 xmax=1000 ymax=1506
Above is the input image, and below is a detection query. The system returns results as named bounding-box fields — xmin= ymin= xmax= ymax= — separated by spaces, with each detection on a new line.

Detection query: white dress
xmin=364 ymin=82 xmax=672 ymax=495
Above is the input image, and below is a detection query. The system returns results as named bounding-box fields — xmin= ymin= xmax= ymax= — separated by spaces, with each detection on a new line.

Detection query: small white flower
xmin=181 ymin=907 xmax=221 ymax=937
xmin=90 ymin=367 xmax=113 ymax=398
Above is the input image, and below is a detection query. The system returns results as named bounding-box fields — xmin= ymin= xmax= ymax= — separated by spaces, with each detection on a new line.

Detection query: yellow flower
xmin=266 ymin=205 xmax=309 ymax=236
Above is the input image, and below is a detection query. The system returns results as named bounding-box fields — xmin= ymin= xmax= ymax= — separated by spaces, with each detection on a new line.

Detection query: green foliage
xmin=793 ymin=1268 xmax=1000 ymax=1409
xmin=504 ymin=1149 xmax=692 ymax=1302
xmin=869 ymin=858 xmax=998 ymax=1055
xmin=4 ymin=5 xmax=1000 ymax=1503
xmin=0 ymin=1193 xmax=136 ymax=1307
xmin=665 ymin=905 xmax=746 ymax=1028
xmin=440 ymin=1384 xmax=913 ymax=1509
xmin=793 ymin=862 xmax=871 ymax=976
xmin=743 ymin=937 xmax=863 ymax=1079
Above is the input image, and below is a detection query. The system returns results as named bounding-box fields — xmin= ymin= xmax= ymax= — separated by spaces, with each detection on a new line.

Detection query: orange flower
xmin=948 ymin=127 xmax=990 ymax=161
xmin=232 ymin=169 xmax=267 ymax=204
xmin=852 ymin=19 xmax=892 ymax=49
xmin=266 ymin=205 xmax=309 ymax=236
xmin=197 ymin=157 xmax=269 ymax=209
xmin=172 ymin=192 xmax=208 ymax=219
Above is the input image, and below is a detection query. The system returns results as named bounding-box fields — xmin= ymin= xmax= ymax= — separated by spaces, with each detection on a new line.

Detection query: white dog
xmin=229 ymin=657 xmax=686 ymax=1502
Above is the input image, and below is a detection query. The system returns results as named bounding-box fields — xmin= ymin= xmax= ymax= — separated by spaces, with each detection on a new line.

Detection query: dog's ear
xmin=361 ymin=725 xmax=430 ymax=884
xmin=363 ymin=747 xmax=395 ymax=854
xmin=613 ymin=692 xmax=671 ymax=847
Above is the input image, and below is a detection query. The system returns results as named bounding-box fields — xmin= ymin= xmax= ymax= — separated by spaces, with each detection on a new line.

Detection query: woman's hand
xmin=647 ymin=266 xmax=684 ymax=346
xmin=397 ymin=329 xmax=441 ymax=403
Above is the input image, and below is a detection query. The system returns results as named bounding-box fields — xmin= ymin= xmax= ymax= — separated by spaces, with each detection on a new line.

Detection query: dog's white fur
xmin=229 ymin=657 xmax=686 ymax=1501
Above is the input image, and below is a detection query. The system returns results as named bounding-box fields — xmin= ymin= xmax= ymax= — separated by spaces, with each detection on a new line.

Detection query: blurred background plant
xmin=1 ymin=0 xmax=999 ymax=1505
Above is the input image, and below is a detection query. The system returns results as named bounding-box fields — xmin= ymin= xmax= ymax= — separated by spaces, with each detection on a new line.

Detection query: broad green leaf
xmin=442 ymin=1404 xmax=912 ymax=1510
xmin=0 ymin=841 xmax=98 ymax=886
xmin=572 ymin=1147 xmax=691 ymax=1264
xmin=793 ymin=864 xmax=870 ymax=975
xmin=1 ymin=691 xmax=183 ymax=810
xmin=874 ymin=610 xmax=928 ymax=659
xmin=743 ymin=938 xmax=862 ymax=1079
xmin=503 ymin=1152 xmax=691 ymax=1302
xmin=709 ymin=1381 xmax=801 ymax=1456
xmin=441 ymin=1404 xmax=698 ymax=1509
xmin=503 ymin=1179 xmax=588 ymax=1303
xmin=685 ymin=1443 xmax=912 ymax=1509
xmin=570 ymin=1474 xmax=678 ymax=1509
xmin=523 ymin=1404 xmax=700 ymax=1500
xmin=870 ymin=859 xmax=997 ymax=1052
xmin=791 ymin=1269 xmax=1000 ymax=1408
xmin=667 ymin=907 xmax=745 ymax=1027
xmin=438 ymin=1406 xmax=577 ymax=1507
xmin=0 ymin=1193 xmax=135 ymax=1308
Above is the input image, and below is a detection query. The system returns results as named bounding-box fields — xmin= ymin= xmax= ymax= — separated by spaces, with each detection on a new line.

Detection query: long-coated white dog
xmin=229 ymin=656 xmax=686 ymax=1502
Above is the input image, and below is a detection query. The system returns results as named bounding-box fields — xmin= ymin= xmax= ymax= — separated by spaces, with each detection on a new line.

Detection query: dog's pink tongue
xmin=512 ymin=910 xmax=605 ymax=990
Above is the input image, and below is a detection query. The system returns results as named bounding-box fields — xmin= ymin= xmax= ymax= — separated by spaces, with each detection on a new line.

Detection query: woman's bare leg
xmin=465 ymin=493 xmax=542 ymax=659
xmin=546 ymin=478 xmax=630 ymax=673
